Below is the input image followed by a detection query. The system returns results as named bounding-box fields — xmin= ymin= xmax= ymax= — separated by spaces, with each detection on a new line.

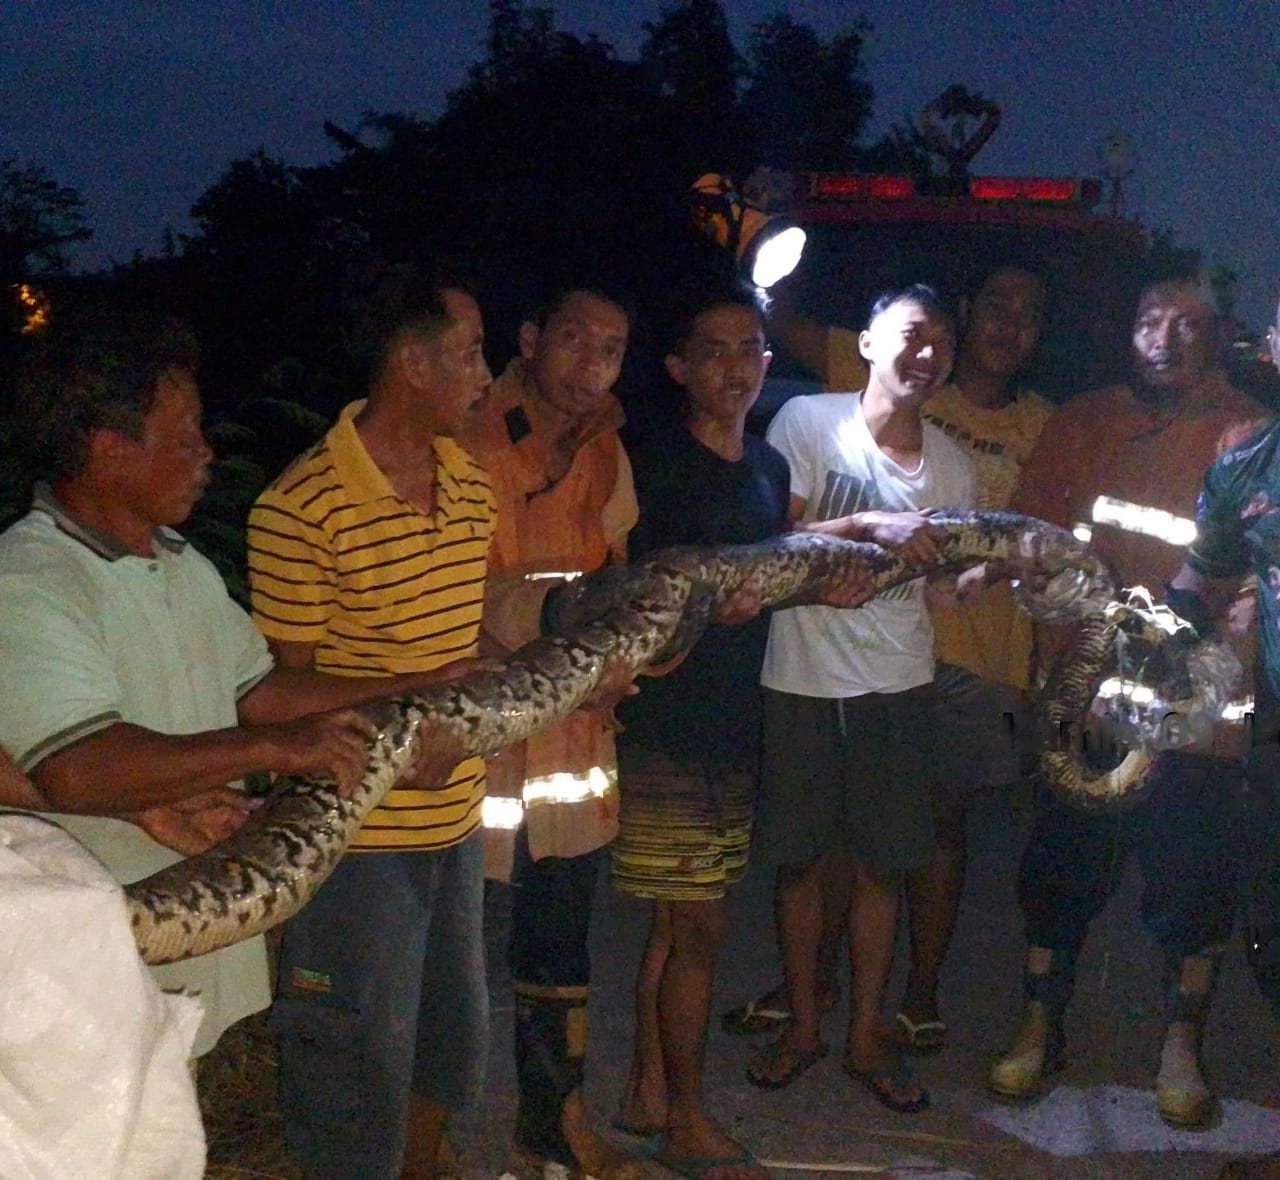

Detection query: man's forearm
xmin=793 ymin=511 xmax=875 ymax=540
xmin=240 ymin=664 xmax=465 ymax=726
xmin=31 ymin=722 xmax=287 ymax=815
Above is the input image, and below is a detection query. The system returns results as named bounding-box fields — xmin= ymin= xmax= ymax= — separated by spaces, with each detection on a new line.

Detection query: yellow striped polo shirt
xmin=247 ymin=401 xmax=494 ymax=851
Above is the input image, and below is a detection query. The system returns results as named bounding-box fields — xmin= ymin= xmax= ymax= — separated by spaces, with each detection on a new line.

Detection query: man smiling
xmin=746 ymin=286 xmax=977 ymax=1112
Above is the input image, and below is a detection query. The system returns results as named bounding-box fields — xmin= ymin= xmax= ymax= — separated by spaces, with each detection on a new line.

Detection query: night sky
xmin=5 ymin=0 xmax=1277 ymax=325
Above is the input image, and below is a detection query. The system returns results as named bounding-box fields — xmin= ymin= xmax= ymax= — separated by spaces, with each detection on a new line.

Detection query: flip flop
xmin=842 ymin=1054 xmax=930 ymax=1114
xmin=720 ymin=993 xmax=792 ymax=1036
xmin=721 ymin=985 xmax=840 ymax=1036
xmin=745 ymin=1038 xmax=828 ymax=1090
xmin=894 ymin=1012 xmax=948 ymax=1056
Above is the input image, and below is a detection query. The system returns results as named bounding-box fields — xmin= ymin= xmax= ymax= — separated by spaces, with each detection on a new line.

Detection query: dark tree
xmin=181 ymin=151 xmax=361 ymax=415
xmin=739 ymin=14 xmax=874 ymax=170
xmin=0 ymin=159 xmax=92 ymax=281
xmin=639 ymin=0 xmax=746 ymax=175
xmin=854 ymin=118 xmax=939 ymax=175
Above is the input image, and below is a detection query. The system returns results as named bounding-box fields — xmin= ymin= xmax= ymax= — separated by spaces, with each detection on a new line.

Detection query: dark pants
xmin=1244 ymin=696 xmax=1280 ymax=1019
xmin=271 ymin=837 xmax=488 ymax=1180
xmin=508 ymin=823 xmax=602 ymax=989
xmin=1018 ymin=750 xmax=1246 ymax=963
xmin=507 ymin=822 xmax=604 ymax=1162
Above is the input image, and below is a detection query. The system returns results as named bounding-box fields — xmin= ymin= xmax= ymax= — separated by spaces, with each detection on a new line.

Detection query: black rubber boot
xmin=512 ymin=985 xmax=587 ymax=1166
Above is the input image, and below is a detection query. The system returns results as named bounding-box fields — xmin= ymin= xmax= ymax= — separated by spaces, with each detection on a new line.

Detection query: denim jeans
xmin=271 ymin=833 xmax=488 ymax=1180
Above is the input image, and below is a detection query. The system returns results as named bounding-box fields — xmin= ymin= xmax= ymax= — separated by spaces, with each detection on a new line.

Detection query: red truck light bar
xmin=969 ymin=177 xmax=1078 ymax=202
xmin=810 ymin=174 xmax=916 ymax=200
xmin=808 ymin=174 xmax=1099 ymax=205
xmin=868 ymin=175 xmax=915 ymax=199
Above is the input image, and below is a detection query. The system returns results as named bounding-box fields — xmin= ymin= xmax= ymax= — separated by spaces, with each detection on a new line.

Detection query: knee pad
xmin=1024 ymin=952 xmax=1077 ymax=1014
xmin=1162 ymin=948 xmax=1223 ymax=1024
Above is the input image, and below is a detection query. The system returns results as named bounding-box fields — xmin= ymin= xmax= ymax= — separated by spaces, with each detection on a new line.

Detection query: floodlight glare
xmin=748 ymin=224 xmax=807 ymax=288
xmin=689 ymin=173 xmax=806 ymax=290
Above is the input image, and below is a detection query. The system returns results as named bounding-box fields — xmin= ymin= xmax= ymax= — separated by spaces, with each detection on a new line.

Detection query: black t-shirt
xmin=619 ymin=425 xmax=791 ymax=768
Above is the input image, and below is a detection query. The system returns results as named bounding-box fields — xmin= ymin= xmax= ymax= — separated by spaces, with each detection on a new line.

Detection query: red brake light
xmin=868 ymin=175 xmax=914 ymax=199
xmin=970 ymin=177 xmax=1078 ymax=202
xmin=810 ymin=175 xmax=915 ymax=200
xmin=1022 ymin=178 xmax=1077 ymax=201
xmin=811 ymin=175 xmax=865 ymax=198
xmin=970 ymin=177 xmax=1021 ymax=200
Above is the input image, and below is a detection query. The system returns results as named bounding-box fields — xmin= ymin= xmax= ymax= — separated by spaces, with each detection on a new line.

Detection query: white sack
xmin=0 ymin=813 xmax=205 ymax=1180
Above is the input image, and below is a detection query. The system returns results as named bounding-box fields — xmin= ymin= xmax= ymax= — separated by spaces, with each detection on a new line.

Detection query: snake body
xmin=126 ymin=510 xmax=1113 ymax=964
xmin=1039 ymin=589 xmax=1243 ymax=809
xmin=1040 ymin=606 xmax=1155 ymax=809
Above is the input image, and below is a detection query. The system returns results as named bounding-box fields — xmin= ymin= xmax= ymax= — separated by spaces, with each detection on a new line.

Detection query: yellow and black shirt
xmin=247 ymin=400 xmax=495 ymax=851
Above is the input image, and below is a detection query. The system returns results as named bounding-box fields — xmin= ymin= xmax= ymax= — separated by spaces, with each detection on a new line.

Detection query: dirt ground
xmin=201 ymin=781 xmax=1280 ymax=1179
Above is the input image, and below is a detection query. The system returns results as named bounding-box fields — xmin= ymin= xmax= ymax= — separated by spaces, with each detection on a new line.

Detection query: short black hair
xmin=1136 ymin=274 xmax=1215 ymax=315
xmin=970 ymin=263 xmax=1047 ymax=301
xmin=527 ymin=281 xmax=636 ymax=332
xmin=347 ymin=260 xmax=476 ymax=377
xmin=867 ymin=283 xmax=955 ymax=332
xmin=12 ymin=299 xmax=200 ymax=480
xmin=954 ymin=252 xmax=1049 ymax=297
xmin=667 ymin=282 xmax=766 ymax=354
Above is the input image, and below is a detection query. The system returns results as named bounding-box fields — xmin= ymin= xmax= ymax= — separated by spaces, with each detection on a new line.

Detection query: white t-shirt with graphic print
xmin=760 ymin=392 xmax=978 ymax=699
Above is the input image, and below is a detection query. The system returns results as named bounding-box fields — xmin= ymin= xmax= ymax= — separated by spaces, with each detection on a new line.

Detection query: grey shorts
xmin=755 ymin=685 xmax=938 ymax=873
xmin=934 ymin=662 xmax=1032 ymax=801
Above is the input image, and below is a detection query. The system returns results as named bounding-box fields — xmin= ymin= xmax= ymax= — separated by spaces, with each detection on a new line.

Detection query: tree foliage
xmin=162 ymin=0 xmax=887 ymax=418
xmin=0 ymin=159 xmax=92 ymax=281
xmin=741 ymin=14 xmax=874 ymax=170
xmin=640 ymin=0 xmax=745 ymax=171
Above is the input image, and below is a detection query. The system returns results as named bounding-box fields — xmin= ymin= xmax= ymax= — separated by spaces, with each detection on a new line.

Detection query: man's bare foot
xmin=745 ymin=1028 xmax=828 ymax=1089
xmin=894 ymin=992 xmax=948 ymax=1054
xmin=559 ymin=1090 xmax=648 ymax=1180
xmin=897 ymin=988 xmax=941 ymax=1031
xmin=662 ymin=1107 xmax=767 ymax=1180
xmin=615 ymin=1078 xmax=666 ymax=1138
xmin=844 ymin=1029 xmax=929 ymax=1113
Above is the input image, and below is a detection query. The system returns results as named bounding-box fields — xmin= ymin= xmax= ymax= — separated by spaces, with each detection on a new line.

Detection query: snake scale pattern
xmin=126 ymin=510 xmax=1116 ymax=964
xmin=1039 ymin=590 xmax=1229 ymax=810
xmin=1040 ymin=608 xmax=1154 ymax=809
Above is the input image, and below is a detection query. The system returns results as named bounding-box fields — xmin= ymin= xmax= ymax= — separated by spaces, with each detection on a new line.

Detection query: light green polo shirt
xmin=0 ymin=487 xmax=272 ymax=1056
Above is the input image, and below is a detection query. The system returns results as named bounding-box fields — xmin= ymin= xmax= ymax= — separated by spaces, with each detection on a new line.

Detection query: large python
xmin=126 ymin=509 xmax=1115 ymax=964
xmin=1039 ymin=587 xmax=1245 ymax=809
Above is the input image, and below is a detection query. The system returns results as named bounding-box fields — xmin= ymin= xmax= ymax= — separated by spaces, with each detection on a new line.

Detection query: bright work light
xmin=690 ymin=173 xmax=806 ymax=290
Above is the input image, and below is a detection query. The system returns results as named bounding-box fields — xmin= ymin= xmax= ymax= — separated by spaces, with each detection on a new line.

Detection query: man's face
xmin=961 ymin=269 xmax=1044 ymax=379
xmin=1131 ymin=283 xmax=1217 ymax=394
xmin=116 ymin=368 xmax=213 ymax=527
xmin=416 ymin=289 xmax=492 ymax=437
xmin=520 ymin=291 xmax=629 ymax=418
xmin=666 ymin=303 xmax=772 ymax=425
xmin=859 ymin=298 xmax=955 ymax=406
